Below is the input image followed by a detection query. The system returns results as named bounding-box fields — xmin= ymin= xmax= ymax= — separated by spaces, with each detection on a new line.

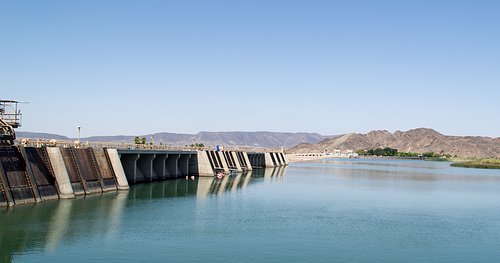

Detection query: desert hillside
xmin=288 ymin=128 xmax=500 ymax=158
xmin=17 ymin=131 xmax=331 ymax=149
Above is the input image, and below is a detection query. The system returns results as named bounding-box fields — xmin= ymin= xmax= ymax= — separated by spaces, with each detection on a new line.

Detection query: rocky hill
xmin=287 ymin=128 xmax=500 ymax=158
xmin=17 ymin=131 xmax=331 ymax=149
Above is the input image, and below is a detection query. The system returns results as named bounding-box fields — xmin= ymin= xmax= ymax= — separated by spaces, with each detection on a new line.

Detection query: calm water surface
xmin=2 ymin=158 xmax=500 ymax=262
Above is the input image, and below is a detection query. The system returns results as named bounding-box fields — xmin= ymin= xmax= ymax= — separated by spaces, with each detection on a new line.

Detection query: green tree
xmin=365 ymin=147 xmax=399 ymax=156
xmin=134 ymin=136 xmax=140 ymax=144
xmin=422 ymin=152 xmax=434 ymax=158
xmin=141 ymin=137 xmax=147 ymax=144
xmin=356 ymin=149 xmax=369 ymax=156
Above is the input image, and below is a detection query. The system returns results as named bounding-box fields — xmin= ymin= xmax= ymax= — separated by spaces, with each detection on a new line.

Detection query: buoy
xmin=191 ymin=176 xmax=195 ymax=180
xmin=185 ymin=176 xmax=188 ymax=180
xmin=217 ymin=173 xmax=223 ymax=179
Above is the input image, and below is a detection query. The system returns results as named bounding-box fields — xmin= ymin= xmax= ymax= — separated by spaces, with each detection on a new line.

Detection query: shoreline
xmin=286 ymin=155 xmax=338 ymax=163
xmin=285 ymin=154 xmax=426 ymax=163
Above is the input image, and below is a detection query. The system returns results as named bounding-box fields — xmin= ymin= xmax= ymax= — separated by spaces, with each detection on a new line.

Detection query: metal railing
xmin=0 ymin=100 xmax=23 ymax=128
xmin=14 ymin=138 xmax=284 ymax=153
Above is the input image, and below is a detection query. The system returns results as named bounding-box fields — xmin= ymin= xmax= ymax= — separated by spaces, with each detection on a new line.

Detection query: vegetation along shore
xmin=450 ymin=159 xmax=500 ymax=169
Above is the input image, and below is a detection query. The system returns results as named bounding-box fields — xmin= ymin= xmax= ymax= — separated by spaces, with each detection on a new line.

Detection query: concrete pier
xmin=46 ymin=147 xmax=76 ymax=199
xmin=231 ymin=152 xmax=243 ymax=172
xmin=107 ymin=149 xmax=129 ymax=190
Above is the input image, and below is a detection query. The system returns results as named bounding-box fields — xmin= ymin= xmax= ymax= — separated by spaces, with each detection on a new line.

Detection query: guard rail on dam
xmin=0 ymin=139 xmax=288 ymax=206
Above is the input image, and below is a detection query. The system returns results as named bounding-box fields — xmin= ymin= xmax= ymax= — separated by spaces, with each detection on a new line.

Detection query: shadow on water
xmin=0 ymin=167 xmax=286 ymax=261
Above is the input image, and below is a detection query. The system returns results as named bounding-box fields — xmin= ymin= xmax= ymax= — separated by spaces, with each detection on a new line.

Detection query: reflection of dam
xmin=0 ymin=167 xmax=286 ymax=261
xmin=0 ymin=144 xmax=288 ymax=206
xmin=130 ymin=168 xmax=269 ymax=198
xmin=0 ymin=190 xmax=129 ymax=262
xmin=129 ymin=167 xmax=286 ymax=200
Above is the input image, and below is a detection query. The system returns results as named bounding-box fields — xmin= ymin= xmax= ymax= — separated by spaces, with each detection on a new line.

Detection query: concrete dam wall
xmin=0 ymin=146 xmax=129 ymax=207
xmin=0 ymin=146 xmax=288 ymax=206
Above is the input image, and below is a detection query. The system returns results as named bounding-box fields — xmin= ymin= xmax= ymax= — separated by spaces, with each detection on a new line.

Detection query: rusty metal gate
xmin=0 ymin=146 xmax=36 ymax=205
xmin=22 ymin=147 xmax=59 ymax=200
xmin=90 ymin=148 xmax=117 ymax=192
xmin=73 ymin=148 xmax=102 ymax=194
xmin=60 ymin=147 xmax=86 ymax=195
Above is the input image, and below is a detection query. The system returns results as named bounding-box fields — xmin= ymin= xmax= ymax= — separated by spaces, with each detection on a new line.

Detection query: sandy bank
xmin=286 ymin=155 xmax=332 ymax=163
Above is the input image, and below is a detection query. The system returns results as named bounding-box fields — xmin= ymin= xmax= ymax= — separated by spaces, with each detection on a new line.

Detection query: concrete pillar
xmin=178 ymin=154 xmax=190 ymax=176
xmin=231 ymin=152 xmax=242 ymax=172
xmin=264 ymin=153 xmax=276 ymax=167
xmin=217 ymin=151 xmax=230 ymax=174
xmin=153 ymin=154 xmax=167 ymax=180
xmin=274 ymin=153 xmax=285 ymax=166
xmin=197 ymin=151 xmax=214 ymax=176
xmin=120 ymin=154 xmax=139 ymax=184
xmin=206 ymin=151 xmax=217 ymax=169
xmin=235 ymin=152 xmax=244 ymax=167
xmin=137 ymin=154 xmax=155 ymax=181
xmin=281 ymin=153 xmax=289 ymax=165
xmin=166 ymin=154 xmax=180 ymax=177
xmin=246 ymin=153 xmax=255 ymax=167
xmin=276 ymin=152 xmax=285 ymax=166
xmin=106 ymin=149 xmax=129 ymax=190
xmin=46 ymin=147 xmax=75 ymax=199
xmin=188 ymin=153 xmax=199 ymax=175
xmin=227 ymin=151 xmax=236 ymax=168
xmin=242 ymin=152 xmax=252 ymax=171
xmin=273 ymin=152 xmax=282 ymax=166
xmin=271 ymin=152 xmax=279 ymax=166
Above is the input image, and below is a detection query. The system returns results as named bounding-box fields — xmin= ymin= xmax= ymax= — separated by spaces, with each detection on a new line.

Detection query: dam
xmin=0 ymin=141 xmax=288 ymax=207
xmin=0 ymin=99 xmax=288 ymax=206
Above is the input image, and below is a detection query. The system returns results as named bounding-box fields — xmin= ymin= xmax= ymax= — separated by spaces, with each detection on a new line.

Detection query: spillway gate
xmin=0 ymin=145 xmax=129 ymax=207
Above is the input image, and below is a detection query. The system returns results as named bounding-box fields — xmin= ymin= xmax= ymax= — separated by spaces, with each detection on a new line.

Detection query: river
xmin=2 ymin=158 xmax=500 ymax=262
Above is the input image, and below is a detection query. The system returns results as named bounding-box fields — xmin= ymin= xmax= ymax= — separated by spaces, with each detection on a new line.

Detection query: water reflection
xmin=44 ymin=199 xmax=73 ymax=253
xmin=0 ymin=168 xmax=285 ymax=261
xmin=0 ymin=191 xmax=127 ymax=262
xmin=302 ymin=158 xmax=500 ymax=182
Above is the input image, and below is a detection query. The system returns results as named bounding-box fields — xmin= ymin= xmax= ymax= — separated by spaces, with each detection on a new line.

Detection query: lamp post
xmin=78 ymin=126 xmax=81 ymax=144
xmin=192 ymin=138 xmax=195 ymax=149
xmin=152 ymin=133 xmax=155 ymax=145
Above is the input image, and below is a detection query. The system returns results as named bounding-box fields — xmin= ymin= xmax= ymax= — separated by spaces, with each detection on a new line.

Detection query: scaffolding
xmin=0 ymin=100 xmax=25 ymax=145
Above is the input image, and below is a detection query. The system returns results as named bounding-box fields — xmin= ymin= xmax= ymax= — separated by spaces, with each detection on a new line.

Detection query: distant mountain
xmin=17 ymin=131 xmax=332 ymax=149
xmin=287 ymin=128 xmax=500 ymax=158
xmin=16 ymin=132 xmax=71 ymax=140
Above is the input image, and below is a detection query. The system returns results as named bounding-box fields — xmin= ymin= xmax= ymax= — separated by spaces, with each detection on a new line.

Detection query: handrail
xmin=13 ymin=138 xmax=284 ymax=153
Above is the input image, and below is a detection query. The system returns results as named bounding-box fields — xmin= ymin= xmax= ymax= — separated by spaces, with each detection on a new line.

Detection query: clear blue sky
xmin=1 ymin=0 xmax=499 ymax=138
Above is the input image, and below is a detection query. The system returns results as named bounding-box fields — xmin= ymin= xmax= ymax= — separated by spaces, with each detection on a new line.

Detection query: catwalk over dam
xmin=0 ymin=139 xmax=288 ymax=207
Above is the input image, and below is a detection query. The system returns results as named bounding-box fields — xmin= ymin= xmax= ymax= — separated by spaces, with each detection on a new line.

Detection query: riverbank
xmin=286 ymin=155 xmax=332 ymax=163
xmin=450 ymin=159 xmax=500 ymax=169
